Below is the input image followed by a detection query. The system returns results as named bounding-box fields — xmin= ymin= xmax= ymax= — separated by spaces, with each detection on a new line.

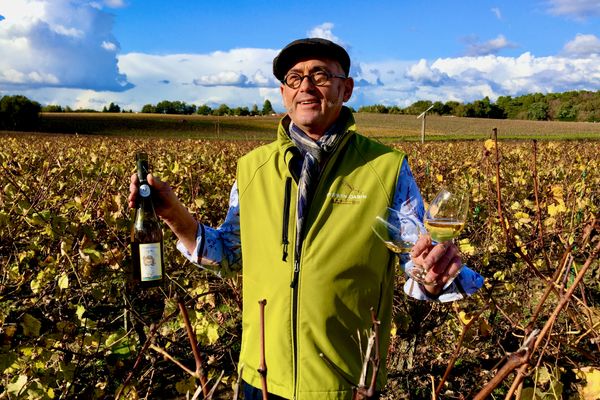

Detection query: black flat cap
xmin=273 ymin=38 xmax=350 ymax=82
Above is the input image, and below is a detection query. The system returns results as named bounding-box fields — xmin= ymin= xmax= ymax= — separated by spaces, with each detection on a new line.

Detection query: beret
xmin=273 ymin=38 xmax=350 ymax=82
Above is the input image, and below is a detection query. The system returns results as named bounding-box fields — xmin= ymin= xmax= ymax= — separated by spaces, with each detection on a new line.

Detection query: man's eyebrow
xmin=287 ymin=65 xmax=330 ymax=74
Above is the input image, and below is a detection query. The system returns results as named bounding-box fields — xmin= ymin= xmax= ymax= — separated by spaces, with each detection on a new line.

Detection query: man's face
xmin=280 ymin=58 xmax=354 ymax=140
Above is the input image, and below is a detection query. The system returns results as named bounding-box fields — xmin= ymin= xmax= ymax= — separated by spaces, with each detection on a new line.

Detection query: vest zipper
xmin=282 ymin=177 xmax=292 ymax=262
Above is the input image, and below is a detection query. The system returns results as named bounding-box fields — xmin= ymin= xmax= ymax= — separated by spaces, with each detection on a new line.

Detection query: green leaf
xmin=21 ymin=313 xmax=41 ymax=337
xmin=105 ymin=331 xmax=133 ymax=357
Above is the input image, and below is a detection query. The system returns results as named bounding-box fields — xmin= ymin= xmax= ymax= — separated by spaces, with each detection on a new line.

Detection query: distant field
xmin=31 ymin=111 xmax=600 ymax=140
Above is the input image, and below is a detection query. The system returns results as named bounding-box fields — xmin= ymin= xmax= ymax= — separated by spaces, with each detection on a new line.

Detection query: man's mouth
xmin=299 ymin=100 xmax=319 ymax=105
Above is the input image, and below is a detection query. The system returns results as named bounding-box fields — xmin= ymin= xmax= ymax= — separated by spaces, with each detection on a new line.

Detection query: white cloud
xmin=2 ymin=15 xmax=600 ymax=112
xmin=465 ymin=34 xmax=517 ymax=56
xmin=99 ymin=49 xmax=281 ymax=111
xmin=546 ymin=0 xmax=600 ymax=19
xmin=308 ymin=22 xmax=343 ymax=45
xmin=103 ymin=0 xmax=126 ymax=8
xmin=563 ymin=33 xmax=600 ymax=56
xmin=405 ymin=59 xmax=451 ymax=86
xmin=101 ymin=40 xmax=118 ymax=51
xmin=491 ymin=7 xmax=502 ymax=20
xmin=8 ymin=47 xmax=600 ymax=112
xmin=0 ymin=0 xmax=132 ymax=91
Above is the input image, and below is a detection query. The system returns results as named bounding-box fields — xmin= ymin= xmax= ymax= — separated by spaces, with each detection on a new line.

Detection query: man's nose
xmin=298 ymin=75 xmax=317 ymax=90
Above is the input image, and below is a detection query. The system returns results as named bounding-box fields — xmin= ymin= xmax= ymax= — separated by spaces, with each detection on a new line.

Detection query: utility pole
xmin=416 ymin=104 xmax=434 ymax=144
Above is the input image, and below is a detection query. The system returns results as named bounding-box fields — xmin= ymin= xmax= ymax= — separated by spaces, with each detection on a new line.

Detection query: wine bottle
xmin=130 ymin=152 xmax=164 ymax=288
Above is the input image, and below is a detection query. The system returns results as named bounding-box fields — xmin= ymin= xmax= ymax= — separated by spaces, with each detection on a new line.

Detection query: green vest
xmin=237 ymin=110 xmax=405 ymax=399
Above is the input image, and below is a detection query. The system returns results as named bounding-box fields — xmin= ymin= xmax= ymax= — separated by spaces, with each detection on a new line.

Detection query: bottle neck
xmin=137 ymin=182 xmax=156 ymax=211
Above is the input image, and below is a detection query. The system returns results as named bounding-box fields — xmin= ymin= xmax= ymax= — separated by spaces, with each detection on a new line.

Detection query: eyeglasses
xmin=282 ymin=70 xmax=347 ymax=89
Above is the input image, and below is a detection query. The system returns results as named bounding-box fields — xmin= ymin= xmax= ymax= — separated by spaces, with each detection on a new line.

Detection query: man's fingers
xmin=422 ymin=243 xmax=459 ymax=286
xmin=437 ymin=256 xmax=463 ymax=286
xmin=128 ymin=173 xmax=138 ymax=208
xmin=147 ymin=173 xmax=164 ymax=188
xmin=411 ymin=234 xmax=431 ymax=258
xmin=427 ymin=243 xmax=459 ymax=274
xmin=421 ymin=241 xmax=455 ymax=270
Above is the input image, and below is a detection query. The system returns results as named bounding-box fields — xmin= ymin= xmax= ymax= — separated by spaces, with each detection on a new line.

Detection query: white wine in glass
xmin=423 ymin=188 xmax=469 ymax=243
xmin=371 ymin=211 xmax=418 ymax=254
xmin=415 ymin=188 xmax=469 ymax=287
xmin=424 ymin=219 xmax=466 ymax=243
xmin=372 ymin=205 xmax=427 ymax=283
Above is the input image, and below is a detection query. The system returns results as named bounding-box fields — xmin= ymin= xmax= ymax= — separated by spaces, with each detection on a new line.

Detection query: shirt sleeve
xmin=393 ymin=158 xmax=484 ymax=302
xmin=176 ymin=181 xmax=242 ymax=277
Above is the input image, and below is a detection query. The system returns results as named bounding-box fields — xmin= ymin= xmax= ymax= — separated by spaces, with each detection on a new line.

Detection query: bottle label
xmin=138 ymin=242 xmax=163 ymax=281
xmin=139 ymin=183 xmax=151 ymax=198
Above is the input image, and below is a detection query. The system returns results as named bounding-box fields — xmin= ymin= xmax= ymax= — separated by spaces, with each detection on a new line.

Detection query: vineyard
xmin=0 ymin=131 xmax=599 ymax=399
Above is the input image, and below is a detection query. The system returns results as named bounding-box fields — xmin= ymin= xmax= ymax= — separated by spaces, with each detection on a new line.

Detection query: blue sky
xmin=1 ymin=0 xmax=599 ymax=112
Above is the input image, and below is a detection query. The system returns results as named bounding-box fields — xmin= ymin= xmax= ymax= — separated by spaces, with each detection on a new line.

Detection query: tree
xmin=233 ymin=106 xmax=250 ymax=116
xmin=444 ymin=101 xmax=461 ymax=116
xmin=42 ymin=104 xmax=64 ymax=112
xmin=197 ymin=104 xmax=212 ymax=115
xmin=557 ymin=102 xmax=577 ymax=121
xmin=528 ymin=102 xmax=549 ymax=121
xmin=404 ymin=100 xmax=432 ymax=115
xmin=431 ymin=101 xmax=448 ymax=115
xmin=155 ymin=100 xmax=175 ymax=114
xmin=250 ymin=104 xmax=260 ymax=116
xmin=104 ymin=102 xmax=121 ymax=113
xmin=357 ymin=104 xmax=389 ymax=113
xmin=213 ymin=104 xmax=231 ymax=116
xmin=154 ymin=100 xmax=196 ymax=115
xmin=141 ymin=104 xmax=156 ymax=113
xmin=261 ymin=99 xmax=274 ymax=115
xmin=0 ymin=95 xmax=42 ymax=131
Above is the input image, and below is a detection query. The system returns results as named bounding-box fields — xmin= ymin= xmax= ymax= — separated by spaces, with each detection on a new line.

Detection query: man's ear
xmin=343 ymin=77 xmax=354 ymax=102
xmin=280 ymin=84 xmax=287 ymax=107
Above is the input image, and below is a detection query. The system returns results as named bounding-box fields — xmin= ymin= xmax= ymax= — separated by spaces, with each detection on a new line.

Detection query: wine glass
xmin=418 ymin=188 xmax=469 ymax=287
xmin=371 ymin=208 xmax=421 ymax=254
xmin=371 ymin=201 xmax=428 ymax=283
xmin=423 ymin=188 xmax=469 ymax=243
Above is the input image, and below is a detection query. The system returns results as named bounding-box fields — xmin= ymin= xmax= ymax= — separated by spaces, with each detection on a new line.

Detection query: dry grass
xmin=34 ymin=112 xmax=600 ymax=141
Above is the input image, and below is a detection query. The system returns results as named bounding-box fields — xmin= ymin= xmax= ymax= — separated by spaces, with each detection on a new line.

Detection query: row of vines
xmin=0 ymin=133 xmax=598 ymax=399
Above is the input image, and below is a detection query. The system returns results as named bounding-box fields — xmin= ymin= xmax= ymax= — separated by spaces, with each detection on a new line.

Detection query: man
xmin=129 ymin=38 xmax=482 ymax=399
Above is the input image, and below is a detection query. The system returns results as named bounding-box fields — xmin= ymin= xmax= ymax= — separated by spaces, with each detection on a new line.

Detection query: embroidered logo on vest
xmin=327 ymin=181 xmax=367 ymax=204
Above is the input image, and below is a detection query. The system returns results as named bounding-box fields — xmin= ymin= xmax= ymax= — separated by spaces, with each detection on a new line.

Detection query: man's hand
xmin=410 ymin=235 xmax=462 ymax=296
xmin=129 ymin=173 xmax=180 ymax=220
xmin=129 ymin=173 xmax=198 ymax=254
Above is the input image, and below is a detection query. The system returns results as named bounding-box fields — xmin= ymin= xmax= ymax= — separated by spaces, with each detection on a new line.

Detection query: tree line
xmin=1 ymin=90 xmax=599 ymax=131
xmin=357 ymin=90 xmax=600 ymax=122
xmin=138 ymin=99 xmax=275 ymax=116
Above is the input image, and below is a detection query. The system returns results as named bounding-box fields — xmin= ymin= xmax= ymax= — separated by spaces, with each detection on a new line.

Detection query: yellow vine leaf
xmin=514 ymin=211 xmax=531 ymax=224
xmin=458 ymin=238 xmax=476 ymax=255
xmin=478 ymin=318 xmax=491 ymax=337
xmin=58 ymin=273 xmax=69 ymax=290
xmin=458 ymin=311 xmax=473 ymax=325
xmin=548 ymin=202 xmax=566 ymax=216
xmin=574 ymin=367 xmax=600 ymax=399
xmin=551 ymin=184 xmax=564 ymax=202
xmin=206 ymin=324 xmax=220 ymax=345
xmin=484 ymin=139 xmax=496 ymax=151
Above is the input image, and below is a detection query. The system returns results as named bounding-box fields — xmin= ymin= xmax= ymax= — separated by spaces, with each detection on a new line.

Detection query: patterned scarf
xmin=288 ymin=120 xmax=347 ymax=269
